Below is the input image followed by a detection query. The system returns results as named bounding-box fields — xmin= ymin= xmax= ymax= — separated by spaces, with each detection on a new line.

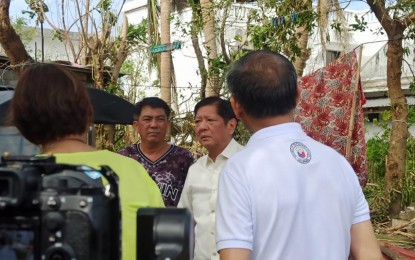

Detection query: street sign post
xmin=149 ymin=41 xmax=181 ymax=54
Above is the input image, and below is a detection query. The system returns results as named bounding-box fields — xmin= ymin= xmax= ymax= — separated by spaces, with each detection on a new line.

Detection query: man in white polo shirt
xmin=215 ymin=50 xmax=382 ymax=260
xmin=178 ymin=96 xmax=243 ymax=260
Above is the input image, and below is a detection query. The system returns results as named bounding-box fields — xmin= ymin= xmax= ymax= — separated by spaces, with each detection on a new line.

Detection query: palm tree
xmin=147 ymin=0 xmax=185 ymax=106
xmin=160 ymin=0 xmax=172 ymax=105
xmin=200 ymin=0 xmax=219 ymax=96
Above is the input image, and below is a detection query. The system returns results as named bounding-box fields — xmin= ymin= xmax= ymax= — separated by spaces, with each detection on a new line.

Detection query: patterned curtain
xmin=294 ymin=50 xmax=368 ymax=186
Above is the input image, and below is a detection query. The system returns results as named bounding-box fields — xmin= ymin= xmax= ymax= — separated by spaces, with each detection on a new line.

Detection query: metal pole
xmin=41 ymin=21 xmax=44 ymax=62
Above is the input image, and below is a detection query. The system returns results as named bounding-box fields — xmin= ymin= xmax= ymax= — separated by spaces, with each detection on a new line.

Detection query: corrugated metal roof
xmin=363 ymin=97 xmax=415 ymax=108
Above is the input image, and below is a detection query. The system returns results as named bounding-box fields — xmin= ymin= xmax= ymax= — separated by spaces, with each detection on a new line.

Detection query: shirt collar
xmin=204 ymin=138 xmax=241 ymax=166
xmin=247 ymin=122 xmax=305 ymax=147
xmin=221 ymin=138 xmax=242 ymax=159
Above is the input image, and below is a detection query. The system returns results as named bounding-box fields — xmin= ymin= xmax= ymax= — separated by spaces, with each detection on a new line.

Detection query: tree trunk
xmin=160 ymin=0 xmax=171 ymax=105
xmin=385 ymin=33 xmax=408 ymax=217
xmin=292 ymin=24 xmax=310 ymax=77
xmin=190 ymin=9 xmax=207 ymax=99
xmin=0 ymin=0 xmax=33 ymax=75
xmin=200 ymin=0 xmax=219 ymax=97
xmin=81 ymin=0 xmax=90 ymax=65
xmin=283 ymin=0 xmax=312 ymax=77
xmin=219 ymin=3 xmax=231 ymax=65
xmin=367 ymin=0 xmax=411 ymax=218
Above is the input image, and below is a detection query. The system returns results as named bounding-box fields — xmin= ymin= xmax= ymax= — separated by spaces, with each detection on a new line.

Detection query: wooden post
xmin=346 ymin=45 xmax=363 ymax=159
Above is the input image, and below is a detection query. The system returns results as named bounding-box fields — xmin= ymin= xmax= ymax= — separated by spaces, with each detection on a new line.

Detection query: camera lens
xmin=48 ymin=249 xmax=70 ymax=260
xmin=50 ymin=252 xmax=66 ymax=260
xmin=45 ymin=245 xmax=75 ymax=260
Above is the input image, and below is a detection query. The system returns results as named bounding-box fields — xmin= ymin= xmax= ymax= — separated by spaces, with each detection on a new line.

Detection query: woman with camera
xmin=10 ymin=63 xmax=164 ymax=260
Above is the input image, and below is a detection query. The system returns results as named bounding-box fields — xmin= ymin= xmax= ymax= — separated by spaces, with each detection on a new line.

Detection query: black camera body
xmin=137 ymin=208 xmax=193 ymax=260
xmin=0 ymin=155 xmax=120 ymax=260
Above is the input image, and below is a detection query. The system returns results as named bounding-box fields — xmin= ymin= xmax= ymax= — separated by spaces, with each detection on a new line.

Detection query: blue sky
xmin=11 ymin=0 xmax=370 ymax=19
xmin=10 ymin=0 xmax=30 ymax=18
xmin=9 ymin=0 xmax=370 ymax=30
xmin=340 ymin=0 xmax=370 ymax=10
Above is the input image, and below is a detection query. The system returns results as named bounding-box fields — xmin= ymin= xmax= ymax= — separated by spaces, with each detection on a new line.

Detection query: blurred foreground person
xmin=10 ymin=63 xmax=164 ymax=260
xmin=215 ymin=51 xmax=382 ymax=260
xmin=178 ymin=96 xmax=243 ymax=260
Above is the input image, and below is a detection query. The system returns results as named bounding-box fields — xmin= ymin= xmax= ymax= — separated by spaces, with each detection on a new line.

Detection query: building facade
xmin=122 ymin=3 xmax=415 ymax=138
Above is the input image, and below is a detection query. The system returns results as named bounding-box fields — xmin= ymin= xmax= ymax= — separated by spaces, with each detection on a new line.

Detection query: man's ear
xmin=226 ymin=118 xmax=238 ymax=134
xmin=230 ymin=96 xmax=243 ymax=120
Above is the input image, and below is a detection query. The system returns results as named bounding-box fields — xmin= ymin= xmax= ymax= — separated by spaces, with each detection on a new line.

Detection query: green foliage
xmin=402 ymin=171 xmax=415 ymax=205
xmin=208 ymin=55 xmax=227 ymax=79
xmin=364 ymin=111 xmax=415 ymax=222
xmin=234 ymin=122 xmax=250 ymax=146
xmin=409 ymin=80 xmax=415 ymax=93
xmin=247 ymin=0 xmax=317 ymax=60
xmin=402 ymin=137 xmax=415 ymax=206
xmin=98 ymin=0 xmax=112 ymax=11
xmin=380 ymin=109 xmax=392 ymax=123
xmin=349 ymin=14 xmax=367 ymax=32
xmin=407 ymin=24 xmax=415 ymax=41
xmin=364 ymin=129 xmax=390 ymax=223
xmin=408 ymin=106 xmax=415 ymax=124
xmin=171 ymin=112 xmax=196 ymax=147
xmin=23 ymin=0 xmax=49 ymax=22
xmin=126 ymin=20 xmax=148 ymax=45
xmin=403 ymin=46 xmax=410 ymax=56
xmin=363 ymin=180 xmax=389 ymax=223
xmin=25 ymin=0 xmax=49 ymax=12
xmin=93 ymin=0 xmax=118 ymax=26
xmin=12 ymin=17 xmax=28 ymax=29
xmin=11 ymin=17 xmax=36 ymax=45
xmin=113 ymin=124 xmax=133 ymax=151
xmin=121 ymin=59 xmax=135 ymax=75
xmin=120 ymin=54 xmax=148 ymax=102
xmin=330 ymin=21 xmax=342 ymax=32
xmin=366 ymin=133 xmax=389 ymax=183
xmin=51 ymin=29 xmax=65 ymax=41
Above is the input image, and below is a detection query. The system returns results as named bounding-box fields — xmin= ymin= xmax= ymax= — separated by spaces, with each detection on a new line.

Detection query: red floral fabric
xmin=294 ymin=51 xmax=368 ymax=186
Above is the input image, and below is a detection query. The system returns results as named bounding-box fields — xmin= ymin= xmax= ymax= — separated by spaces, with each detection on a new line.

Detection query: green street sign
xmin=149 ymin=41 xmax=182 ymax=54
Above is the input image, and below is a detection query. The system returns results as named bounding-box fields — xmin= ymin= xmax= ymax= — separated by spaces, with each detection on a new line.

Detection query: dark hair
xmin=10 ymin=63 xmax=93 ymax=145
xmin=194 ymin=96 xmax=236 ymax=124
xmin=226 ymin=50 xmax=297 ymax=118
xmin=134 ymin=97 xmax=171 ymax=119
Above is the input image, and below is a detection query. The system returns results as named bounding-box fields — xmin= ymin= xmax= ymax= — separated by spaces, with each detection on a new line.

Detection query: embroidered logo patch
xmin=290 ymin=142 xmax=311 ymax=164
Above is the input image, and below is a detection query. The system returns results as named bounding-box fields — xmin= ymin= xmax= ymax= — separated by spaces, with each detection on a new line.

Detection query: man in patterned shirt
xmin=118 ymin=97 xmax=194 ymax=207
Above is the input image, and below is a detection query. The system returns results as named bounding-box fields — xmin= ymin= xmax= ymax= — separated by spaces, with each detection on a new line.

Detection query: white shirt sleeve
xmin=177 ymin=166 xmax=193 ymax=211
xmin=352 ymin=178 xmax=370 ymax=224
xmin=215 ymin=158 xmax=253 ymax=252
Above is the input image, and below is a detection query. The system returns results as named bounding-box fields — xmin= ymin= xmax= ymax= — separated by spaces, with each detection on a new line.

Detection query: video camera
xmin=0 ymin=155 xmax=120 ymax=260
xmin=137 ymin=207 xmax=193 ymax=260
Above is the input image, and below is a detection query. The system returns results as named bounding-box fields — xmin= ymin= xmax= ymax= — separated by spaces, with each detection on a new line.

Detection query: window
xmin=367 ymin=113 xmax=380 ymax=123
xmin=326 ymin=50 xmax=340 ymax=64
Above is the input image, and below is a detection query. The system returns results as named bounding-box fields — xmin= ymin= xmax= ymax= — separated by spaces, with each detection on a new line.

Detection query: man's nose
xmin=197 ymin=120 xmax=208 ymax=130
xmin=150 ymin=119 xmax=158 ymax=127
